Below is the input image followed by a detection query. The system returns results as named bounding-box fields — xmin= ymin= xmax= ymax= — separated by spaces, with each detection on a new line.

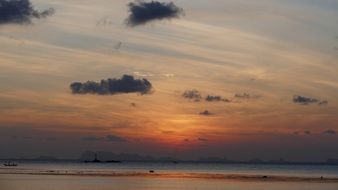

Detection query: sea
xmin=1 ymin=161 xmax=338 ymax=190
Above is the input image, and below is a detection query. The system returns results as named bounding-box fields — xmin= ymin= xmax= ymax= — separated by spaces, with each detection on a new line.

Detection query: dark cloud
xmin=126 ymin=0 xmax=184 ymax=26
xmin=323 ymin=130 xmax=336 ymax=135
xmin=0 ymin=0 xmax=54 ymax=25
xmin=70 ymin=75 xmax=153 ymax=95
xmin=205 ymin=95 xmax=230 ymax=102
xmin=304 ymin=130 xmax=311 ymax=135
xmin=182 ymin=90 xmax=231 ymax=103
xmin=198 ymin=137 xmax=208 ymax=142
xmin=293 ymin=95 xmax=328 ymax=106
xmin=182 ymin=90 xmax=202 ymax=101
xmin=130 ymin=102 xmax=137 ymax=107
xmin=293 ymin=95 xmax=318 ymax=105
xmin=106 ymin=135 xmax=127 ymax=142
xmin=199 ymin=110 xmax=212 ymax=116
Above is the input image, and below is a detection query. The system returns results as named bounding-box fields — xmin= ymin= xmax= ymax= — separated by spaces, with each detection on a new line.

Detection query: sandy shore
xmin=1 ymin=168 xmax=338 ymax=183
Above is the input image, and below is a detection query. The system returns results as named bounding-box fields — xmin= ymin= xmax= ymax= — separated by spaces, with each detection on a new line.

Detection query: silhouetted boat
xmin=4 ymin=162 xmax=17 ymax=167
xmin=84 ymin=153 xmax=101 ymax=163
xmin=83 ymin=153 xmax=121 ymax=163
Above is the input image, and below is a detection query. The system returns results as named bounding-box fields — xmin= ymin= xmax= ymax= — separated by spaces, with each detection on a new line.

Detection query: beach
xmin=1 ymin=173 xmax=338 ymax=190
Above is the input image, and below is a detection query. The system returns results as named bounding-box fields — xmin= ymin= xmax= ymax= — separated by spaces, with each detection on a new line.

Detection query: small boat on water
xmin=84 ymin=153 xmax=102 ymax=163
xmin=84 ymin=153 xmax=121 ymax=163
xmin=3 ymin=162 xmax=18 ymax=167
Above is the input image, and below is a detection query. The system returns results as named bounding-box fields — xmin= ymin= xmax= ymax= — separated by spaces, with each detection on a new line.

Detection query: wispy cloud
xmin=182 ymin=89 xmax=202 ymax=102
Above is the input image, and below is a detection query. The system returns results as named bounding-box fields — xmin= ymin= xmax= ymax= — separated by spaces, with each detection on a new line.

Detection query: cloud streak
xmin=234 ymin=93 xmax=260 ymax=99
xmin=205 ymin=95 xmax=230 ymax=102
xmin=182 ymin=90 xmax=231 ymax=103
xmin=126 ymin=0 xmax=184 ymax=26
xmin=293 ymin=95 xmax=328 ymax=106
xmin=70 ymin=75 xmax=153 ymax=95
xmin=199 ymin=110 xmax=212 ymax=116
xmin=0 ymin=0 xmax=54 ymax=25
xmin=82 ymin=135 xmax=127 ymax=142
xmin=182 ymin=89 xmax=202 ymax=102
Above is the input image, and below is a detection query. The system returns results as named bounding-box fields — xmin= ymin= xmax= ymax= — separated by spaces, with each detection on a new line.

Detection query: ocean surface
xmin=2 ymin=161 xmax=338 ymax=177
xmin=1 ymin=161 xmax=338 ymax=190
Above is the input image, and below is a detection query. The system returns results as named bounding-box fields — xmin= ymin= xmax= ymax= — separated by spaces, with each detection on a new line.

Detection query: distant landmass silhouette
xmin=78 ymin=151 xmax=338 ymax=165
xmin=80 ymin=151 xmax=156 ymax=162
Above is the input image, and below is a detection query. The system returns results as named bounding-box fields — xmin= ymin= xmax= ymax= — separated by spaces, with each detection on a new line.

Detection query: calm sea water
xmin=1 ymin=161 xmax=338 ymax=190
xmin=3 ymin=161 xmax=338 ymax=177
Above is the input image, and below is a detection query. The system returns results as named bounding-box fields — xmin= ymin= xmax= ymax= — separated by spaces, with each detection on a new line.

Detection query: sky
xmin=0 ymin=0 xmax=337 ymax=162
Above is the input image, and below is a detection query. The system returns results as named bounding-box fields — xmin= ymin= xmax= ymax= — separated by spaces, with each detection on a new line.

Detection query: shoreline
xmin=1 ymin=168 xmax=338 ymax=183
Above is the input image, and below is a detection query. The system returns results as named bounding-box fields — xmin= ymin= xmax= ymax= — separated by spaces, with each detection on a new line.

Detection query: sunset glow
xmin=0 ymin=0 xmax=337 ymax=162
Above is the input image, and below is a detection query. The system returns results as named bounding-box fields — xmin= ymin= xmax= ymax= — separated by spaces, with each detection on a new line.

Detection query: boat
xmin=84 ymin=153 xmax=101 ymax=163
xmin=84 ymin=153 xmax=121 ymax=163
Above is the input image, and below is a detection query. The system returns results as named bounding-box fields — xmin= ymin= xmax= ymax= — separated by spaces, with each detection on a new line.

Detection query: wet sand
xmin=1 ymin=168 xmax=337 ymax=183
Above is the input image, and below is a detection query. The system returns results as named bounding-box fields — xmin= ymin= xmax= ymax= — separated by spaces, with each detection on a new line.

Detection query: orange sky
xmin=0 ymin=0 xmax=337 ymax=161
